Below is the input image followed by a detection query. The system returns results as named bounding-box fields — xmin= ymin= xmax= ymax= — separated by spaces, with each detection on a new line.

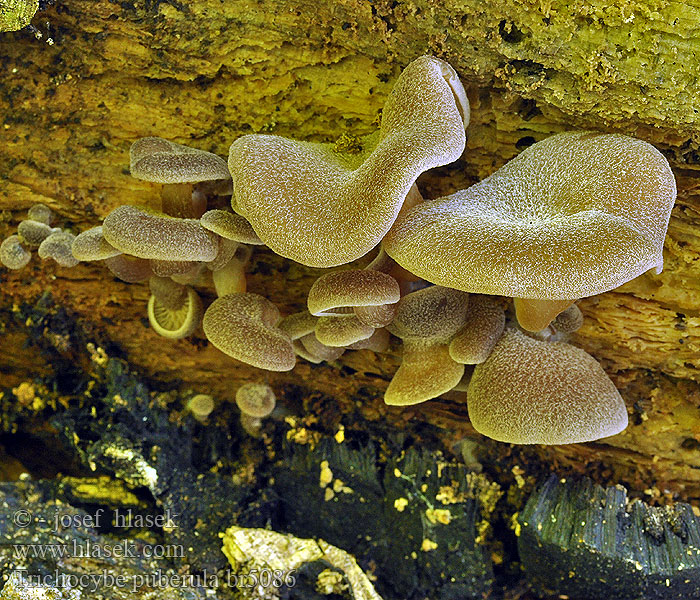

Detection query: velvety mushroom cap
xmin=552 ymin=303 xmax=584 ymax=333
xmin=151 ymin=259 xmax=199 ymax=277
xmin=187 ymin=394 xmax=215 ymax=420
xmin=104 ymin=254 xmax=152 ymax=282
xmin=103 ymin=205 xmax=218 ymax=261
xmin=315 ymin=314 xmax=375 ymax=347
xmin=203 ymin=293 xmax=296 ymax=371
xmin=307 ymin=270 xmax=400 ymax=316
xmin=71 ymin=226 xmax=122 ymax=261
xmin=0 ymin=235 xmax=31 ymax=270
xmin=236 ymin=382 xmax=276 ymax=418
xmin=147 ymin=286 xmax=203 ymax=339
xmin=17 ymin=220 xmax=57 ymax=247
xmin=38 ymin=231 xmax=79 ymax=267
xmin=385 ymin=132 xmax=677 ymax=299
xmin=27 ymin=203 xmax=52 ymax=225
xmin=347 ymin=327 xmax=390 ymax=352
xmin=385 ymin=342 xmax=464 ymax=406
xmin=513 ymin=298 xmax=575 ymax=332
xmin=449 ymin=295 xmax=506 ymax=364
xmin=300 ymin=333 xmax=345 ymax=362
xmin=228 ymin=55 xmax=468 ymax=267
xmin=200 ymin=210 xmax=263 ymax=245
xmin=278 ymin=311 xmax=318 ymax=340
xmin=467 ymin=328 xmax=628 ymax=444
xmin=130 ymin=137 xmax=230 ymax=183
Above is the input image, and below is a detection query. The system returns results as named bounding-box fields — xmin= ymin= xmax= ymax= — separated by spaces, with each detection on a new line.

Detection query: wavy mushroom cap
xmin=449 ymin=295 xmax=506 ymax=364
xmin=387 ymin=285 xmax=470 ymax=343
xmin=38 ymin=231 xmax=79 ymax=267
xmin=228 ymin=55 xmax=468 ymax=267
xmin=0 ymin=235 xmax=31 ymax=270
xmin=203 ymin=293 xmax=296 ymax=371
xmin=314 ymin=314 xmax=375 ymax=347
xmin=200 ymin=210 xmax=263 ymax=245
xmin=467 ymin=328 xmax=628 ymax=444
xmin=299 ymin=333 xmax=345 ymax=362
xmin=236 ymin=382 xmax=276 ymax=418
xmin=130 ymin=137 xmax=230 ymax=183
xmin=17 ymin=220 xmax=58 ymax=247
xmin=71 ymin=226 xmax=122 ymax=261
xmin=278 ymin=311 xmax=318 ymax=340
xmin=103 ymin=205 xmax=218 ymax=262
xmin=307 ymin=269 xmax=400 ymax=316
xmin=27 ymin=203 xmax=53 ymax=225
xmin=385 ymin=132 xmax=677 ymax=299
xmin=147 ymin=286 xmax=203 ymax=339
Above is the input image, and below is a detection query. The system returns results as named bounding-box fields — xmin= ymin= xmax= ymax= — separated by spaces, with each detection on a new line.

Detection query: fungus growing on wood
xmin=0 ymin=235 xmax=31 ymax=270
xmin=103 ymin=254 xmax=152 ymax=282
xmin=384 ymin=132 xmax=677 ymax=329
xmin=467 ymin=328 xmax=628 ymax=444
xmin=102 ymin=205 xmax=218 ymax=262
xmin=17 ymin=220 xmax=57 ymax=247
xmin=203 ymin=293 xmax=296 ymax=371
xmin=38 ymin=231 xmax=79 ymax=267
xmin=551 ymin=303 xmax=584 ymax=334
xmin=307 ymin=269 xmax=400 ymax=317
xmin=211 ymin=245 xmax=252 ymax=297
xmin=236 ymin=382 xmax=277 ymax=437
xmin=449 ymin=295 xmax=506 ymax=364
xmin=147 ymin=285 xmax=203 ymax=339
xmin=228 ymin=55 xmax=469 ymax=267
xmin=71 ymin=226 xmax=122 ymax=261
xmin=385 ymin=286 xmax=469 ymax=405
xmin=200 ymin=210 xmax=263 ymax=245
xmin=315 ymin=314 xmax=375 ymax=347
xmin=186 ymin=394 xmax=215 ymax=422
xmin=299 ymin=333 xmax=346 ymax=362
xmin=27 ymin=203 xmax=52 ymax=225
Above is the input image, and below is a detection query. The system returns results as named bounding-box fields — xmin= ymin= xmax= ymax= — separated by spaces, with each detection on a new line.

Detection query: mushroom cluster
xmin=1 ymin=56 xmax=678 ymax=445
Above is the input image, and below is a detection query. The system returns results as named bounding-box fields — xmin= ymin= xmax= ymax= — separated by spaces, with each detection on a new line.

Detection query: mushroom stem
xmin=161 ymin=183 xmax=197 ymax=218
xmin=514 ymin=297 xmax=576 ymax=332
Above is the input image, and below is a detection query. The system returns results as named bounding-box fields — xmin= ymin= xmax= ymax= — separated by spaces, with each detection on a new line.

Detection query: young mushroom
xmin=467 ymin=328 xmax=628 ymax=444
xmin=0 ymin=235 xmax=31 ymax=270
xmin=147 ymin=281 xmax=203 ymax=339
xmin=449 ymin=295 xmax=506 ymax=365
xmin=38 ymin=231 xmax=79 ymax=267
xmin=71 ymin=226 xmax=122 ymax=261
xmin=384 ymin=131 xmax=677 ymax=330
xmin=236 ymin=382 xmax=276 ymax=437
xmin=228 ymin=55 xmax=469 ymax=267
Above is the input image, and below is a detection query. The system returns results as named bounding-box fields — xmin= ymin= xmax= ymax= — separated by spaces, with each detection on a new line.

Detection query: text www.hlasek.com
xmin=13 ymin=539 xmax=184 ymax=560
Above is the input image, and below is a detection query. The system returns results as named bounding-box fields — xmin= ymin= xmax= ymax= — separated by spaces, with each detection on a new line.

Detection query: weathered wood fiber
xmin=1 ymin=0 xmax=700 ymax=497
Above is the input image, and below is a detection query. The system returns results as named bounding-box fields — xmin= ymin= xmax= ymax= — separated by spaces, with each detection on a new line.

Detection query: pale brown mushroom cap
xmin=71 ymin=226 xmax=122 ymax=261
xmin=278 ymin=311 xmax=318 ymax=340
xmin=0 ymin=235 xmax=31 ymax=270
xmin=467 ymin=328 xmax=628 ymax=444
xmin=151 ymin=259 xmax=200 ymax=277
xmin=315 ymin=314 xmax=375 ymax=347
xmin=104 ymin=254 xmax=153 ymax=282
xmin=236 ymin=382 xmax=276 ymax=418
xmin=200 ymin=210 xmax=263 ymax=245
xmin=307 ymin=269 xmax=400 ymax=317
xmin=187 ymin=394 xmax=215 ymax=420
xmin=552 ymin=303 xmax=584 ymax=333
xmin=17 ymin=220 xmax=58 ymax=247
xmin=27 ymin=203 xmax=52 ymax=225
xmin=38 ymin=231 xmax=79 ymax=267
xmin=354 ymin=303 xmax=397 ymax=328
xmin=228 ymin=55 xmax=468 ymax=267
xmin=513 ymin=298 xmax=575 ymax=332
xmin=203 ymin=293 xmax=296 ymax=371
xmin=387 ymin=285 xmax=470 ymax=343
xmin=385 ymin=132 xmax=677 ymax=299
xmin=385 ymin=342 xmax=464 ymax=406
xmin=147 ymin=286 xmax=203 ymax=339
xmin=103 ymin=205 xmax=218 ymax=262
xmin=299 ymin=333 xmax=345 ymax=362
xmin=347 ymin=327 xmax=391 ymax=352
xmin=130 ymin=137 xmax=230 ymax=183
xmin=449 ymin=295 xmax=506 ymax=364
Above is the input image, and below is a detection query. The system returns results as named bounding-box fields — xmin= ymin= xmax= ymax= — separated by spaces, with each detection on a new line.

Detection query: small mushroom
xmin=346 ymin=327 xmax=391 ymax=352
xmin=551 ymin=303 xmax=584 ymax=334
xmin=71 ymin=226 xmax=122 ymax=261
xmin=236 ymin=382 xmax=276 ymax=437
xmin=307 ymin=269 xmax=400 ymax=317
xmin=314 ymin=314 xmax=375 ymax=347
xmin=17 ymin=220 xmax=58 ymax=247
xmin=228 ymin=55 xmax=468 ymax=267
xmin=27 ymin=203 xmax=52 ymax=225
xmin=212 ymin=245 xmax=252 ymax=297
xmin=38 ymin=231 xmax=79 ymax=267
xmin=513 ymin=298 xmax=575 ymax=333
xmin=200 ymin=209 xmax=263 ymax=245
xmin=102 ymin=205 xmax=218 ymax=262
xmin=147 ymin=285 xmax=203 ymax=339
xmin=278 ymin=311 xmax=318 ymax=341
xmin=299 ymin=333 xmax=345 ymax=362
xmin=186 ymin=394 xmax=215 ymax=422
xmin=449 ymin=295 xmax=506 ymax=364
xmin=0 ymin=235 xmax=31 ymax=270
xmin=467 ymin=328 xmax=628 ymax=444
xmin=202 ymin=293 xmax=296 ymax=371
xmin=104 ymin=254 xmax=153 ymax=282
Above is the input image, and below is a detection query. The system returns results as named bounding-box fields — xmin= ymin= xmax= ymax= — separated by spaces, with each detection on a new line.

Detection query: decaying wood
xmin=1 ymin=0 xmax=700 ymax=497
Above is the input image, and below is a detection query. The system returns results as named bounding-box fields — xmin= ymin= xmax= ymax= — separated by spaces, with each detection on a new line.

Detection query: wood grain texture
xmin=1 ymin=0 xmax=700 ymax=497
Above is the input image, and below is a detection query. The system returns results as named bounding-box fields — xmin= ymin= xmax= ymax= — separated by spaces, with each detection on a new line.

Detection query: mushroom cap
xmin=147 ymin=286 xmax=203 ymax=339
xmin=103 ymin=205 xmax=219 ymax=262
xmin=385 ymin=132 xmax=677 ymax=299
xmin=27 ymin=203 xmax=52 ymax=225
xmin=38 ymin=231 xmax=79 ymax=267
xmin=467 ymin=328 xmax=628 ymax=444
xmin=187 ymin=394 xmax=215 ymax=419
xmin=387 ymin=285 xmax=470 ymax=342
xmin=149 ymin=275 xmax=187 ymax=310
xmin=314 ymin=314 xmax=375 ymax=347
xmin=236 ymin=382 xmax=276 ymax=418
xmin=71 ymin=226 xmax=122 ymax=261
xmin=104 ymin=254 xmax=153 ymax=282
xmin=228 ymin=55 xmax=468 ymax=267
xmin=513 ymin=298 xmax=575 ymax=332
xmin=0 ymin=235 xmax=31 ymax=270
xmin=354 ymin=302 xmax=397 ymax=328
xmin=347 ymin=327 xmax=391 ymax=352
xmin=307 ymin=269 xmax=400 ymax=316
xmin=202 ymin=293 xmax=296 ymax=371
xmin=299 ymin=333 xmax=345 ymax=362
xmin=200 ymin=210 xmax=263 ymax=245
xmin=278 ymin=311 xmax=318 ymax=340
xmin=151 ymin=259 xmax=200 ymax=277
xmin=130 ymin=137 xmax=230 ymax=183
xmin=552 ymin=303 xmax=584 ymax=333
xmin=17 ymin=220 xmax=58 ymax=247
xmin=449 ymin=295 xmax=506 ymax=364
xmin=385 ymin=342 xmax=464 ymax=406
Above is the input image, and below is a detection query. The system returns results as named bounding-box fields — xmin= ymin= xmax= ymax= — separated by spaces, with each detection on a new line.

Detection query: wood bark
xmin=1 ymin=0 xmax=700 ymax=497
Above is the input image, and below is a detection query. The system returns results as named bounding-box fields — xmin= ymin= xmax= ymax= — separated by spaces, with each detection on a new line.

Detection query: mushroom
xmin=104 ymin=254 xmax=153 ymax=282
xmin=186 ymin=394 xmax=215 ymax=422
xmin=202 ymin=293 xmax=296 ymax=371
xmin=449 ymin=295 xmax=506 ymax=365
xmin=384 ymin=286 xmax=469 ymax=405
xmin=551 ymin=303 xmax=584 ymax=334
xmin=147 ymin=284 xmax=203 ymax=339
xmin=71 ymin=226 xmax=122 ymax=261
xmin=513 ymin=298 xmax=575 ymax=332
xmin=467 ymin=328 xmax=628 ymax=444
xmin=102 ymin=205 xmax=219 ymax=262
xmin=228 ymin=55 xmax=469 ymax=267
xmin=307 ymin=269 xmax=400 ymax=317
xmin=27 ymin=203 xmax=52 ymax=225
xmin=38 ymin=231 xmax=79 ymax=267
xmin=299 ymin=333 xmax=345 ymax=362
xmin=200 ymin=209 xmax=263 ymax=245
xmin=17 ymin=220 xmax=58 ymax=247
xmin=236 ymin=382 xmax=276 ymax=437
xmin=211 ymin=245 xmax=252 ymax=297
xmin=346 ymin=327 xmax=391 ymax=353
xmin=384 ymin=132 xmax=677 ymax=330
xmin=314 ymin=314 xmax=375 ymax=347
xmin=130 ymin=137 xmax=231 ymax=218
xmin=0 ymin=235 xmax=31 ymax=270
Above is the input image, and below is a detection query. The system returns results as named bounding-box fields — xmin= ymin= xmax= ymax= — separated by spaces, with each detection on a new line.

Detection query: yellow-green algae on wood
xmin=0 ymin=0 xmax=38 ymax=32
